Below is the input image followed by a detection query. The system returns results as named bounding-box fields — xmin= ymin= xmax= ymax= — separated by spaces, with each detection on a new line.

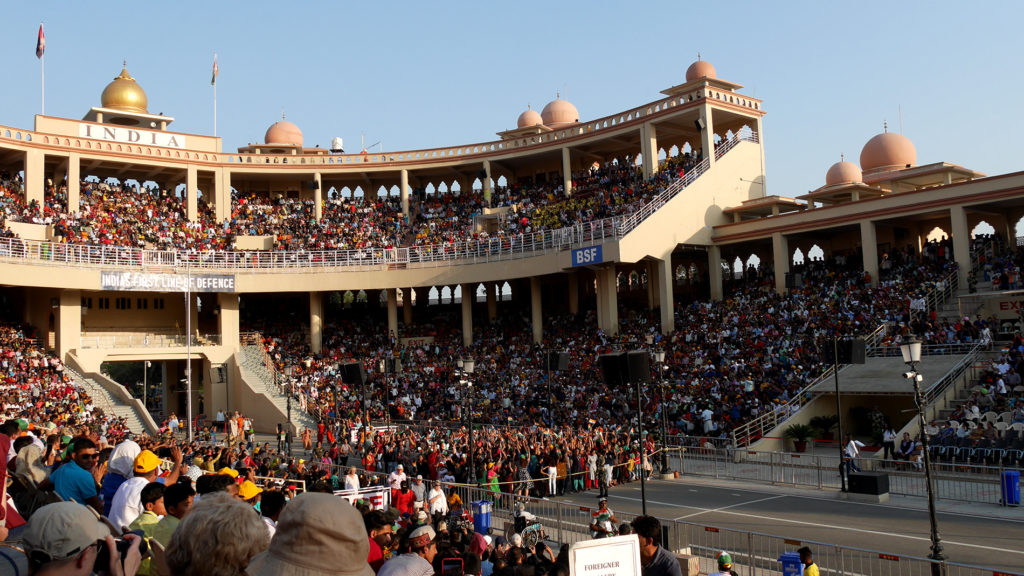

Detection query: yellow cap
xmin=238 ymin=480 xmax=263 ymax=501
xmin=217 ymin=467 xmax=239 ymax=478
xmin=133 ymin=450 xmax=162 ymax=474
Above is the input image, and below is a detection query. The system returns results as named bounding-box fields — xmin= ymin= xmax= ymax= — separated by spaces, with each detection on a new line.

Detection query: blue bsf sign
xmin=572 ymin=246 xmax=603 ymax=267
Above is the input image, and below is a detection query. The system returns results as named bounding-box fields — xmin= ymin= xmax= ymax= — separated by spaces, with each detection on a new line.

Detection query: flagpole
xmin=40 ymin=54 xmax=44 ymax=116
xmin=212 ymin=53 xmax=218 ymax=137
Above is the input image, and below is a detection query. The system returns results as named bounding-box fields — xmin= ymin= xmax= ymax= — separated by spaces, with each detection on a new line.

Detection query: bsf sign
xmin=572 ymin=246 xmax=603 ymax=267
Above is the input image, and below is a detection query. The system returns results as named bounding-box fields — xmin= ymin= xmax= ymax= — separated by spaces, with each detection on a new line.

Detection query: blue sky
xmin=3 ymin=1 xmax=1021 ymax=197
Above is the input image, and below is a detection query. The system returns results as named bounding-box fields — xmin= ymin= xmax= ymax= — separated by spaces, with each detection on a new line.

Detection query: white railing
xmin=0 ymin=132 xmax=758 ymax=273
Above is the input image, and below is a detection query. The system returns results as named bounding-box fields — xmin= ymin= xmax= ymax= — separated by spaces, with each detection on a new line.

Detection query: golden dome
xmin=100 ymin=66 xmax=149 ymax=113
xmin=265 ymin=120 xmax=303 ymax=147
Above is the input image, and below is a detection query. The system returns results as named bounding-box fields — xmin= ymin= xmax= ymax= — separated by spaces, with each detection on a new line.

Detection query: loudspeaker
xmin=305 ymin=180 xmax=320 ymax=190
xmin=379 ymin=358 xmax=397 ymax=374
xmin=626 ymin=351 xmax=651 ymax=383
xmin=342 ymin=362 xmax=367 ymax=385
xmin=830 ymin=339 xmax=867 ymax=365
xmin=695 ymin=118 xmax=706 ymax=131
xmin=599 ymin=353 xmax=627 ymax=388
xmin=848 ymin=472 xmax=889 ymax=495
xmin=547 ymin=351 xmax=569 ymax=372
xmin=477 ymin=170 xmax=488 ymax=179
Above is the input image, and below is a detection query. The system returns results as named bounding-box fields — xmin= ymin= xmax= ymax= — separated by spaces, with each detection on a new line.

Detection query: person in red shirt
xmin=393 ymin=480 xmax=416 ymax=517
xmin=364 ymin=510 xmax=394 ymax=573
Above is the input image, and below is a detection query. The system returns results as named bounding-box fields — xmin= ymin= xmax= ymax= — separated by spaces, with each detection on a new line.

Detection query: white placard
xmin=569 ymin=535 xmax=641 ymax=576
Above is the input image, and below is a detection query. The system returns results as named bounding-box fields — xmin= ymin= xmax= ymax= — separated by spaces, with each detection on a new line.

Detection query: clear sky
xmin=2 ymin=1 xmax=1021 ymax=197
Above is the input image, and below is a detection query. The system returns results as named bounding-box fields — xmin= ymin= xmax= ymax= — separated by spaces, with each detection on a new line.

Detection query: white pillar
xmin=403 ymin=288 xmax=414 ymax=325
xmin=309 ymin=292 xmax=323 ymax=354
xmin=755 ymin=116 xmax=766 ymax=197
xmin=57 ymin=289 xmax=81 ymax=360
xmin=568 ymin=272 xmax=579 ymax=315
xmin=641 ymin=122 xmax=658 ymax=180
xmin=67 ymin=153 xmax=80 ymax=213
xmin=461 ymin=283 xmax=473 ymax=346
xmin=387 ymin=288 xmax=398 ymax=339
xmin=658 ymin=254 xmax=675 ymax=334
xmin=596 ymin=267 xmax=618 ymax=335
xmin=699 ymin=106 xmax=715 ymax=167
xmin=482 ymin=160 xmax=492 ymax=206
xmin=950 ymin=206 xmax=971 ymax=289
xmin=186 ymin=165 xmax=198 ymax=222
xmin=400 ymin=169 xmax=410 ymax=217
xmin=313 ymin=172 xmax=323 ymax=222
xmin=218 ymin=293 xmax=240 ymax=353
xmin=772 ymin=232 xmax=790 ymax=295
xmin=531 ymin=277 xmax=543 ymax=345
xmin=213 ymin=168 xmax=230 ymax=223
xmin=561 ymin=147 xmax=572 ymax=197
xmin=23 ymin=149 xmax=44 ymax=208
xmin=486 ymin=283 xmax=497 ymax=321
xmin=860 ymin=220 xmax=879 ymax=286
xmin=709 ymin=245 xmax=723 ymax=301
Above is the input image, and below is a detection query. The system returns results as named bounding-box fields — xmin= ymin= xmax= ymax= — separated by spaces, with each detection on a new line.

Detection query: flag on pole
xmin=35 ymin=24 xmax=45 ymax=59
xmin=211 ymin=54 xmax=218 ymax=86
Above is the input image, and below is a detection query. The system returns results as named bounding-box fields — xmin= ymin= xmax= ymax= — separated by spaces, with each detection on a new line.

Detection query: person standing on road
xmin=798 ymin=547 xmax=819 ymax=576
xmin=844 ymin=435 xmax=864 ymax=474
xmin=882 ymin=426 xmax=897 ymax=460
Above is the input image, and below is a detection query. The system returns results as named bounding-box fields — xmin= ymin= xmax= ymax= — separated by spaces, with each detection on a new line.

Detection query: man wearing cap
xmin=377 ymin=525 xmax=437 ymax=576
xmin=22 ymin=501 xmax=143 ymax=576
xmin=411 ymin=474 xmax=426 ymax=503
xmin=108 ymin=447 xmax=182 ymax=532
xmin=388 ymin=464 xmax=407 ymax=495
xmin=48 ymin=437 xmax=103 ymax=513
xmin=709 ymin=551 xmax=735 ymax=576
xmin=632 ymin=516 xmax=682 ymax=576
xmin=239 ymin=480 xmax=264 ymax=506
xmin=589 ymin=497 xmax=617 ymax=538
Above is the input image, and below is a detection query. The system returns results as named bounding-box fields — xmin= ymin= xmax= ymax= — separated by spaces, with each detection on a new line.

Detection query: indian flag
xmin=211 ymin=54 xmax=218 ymax=86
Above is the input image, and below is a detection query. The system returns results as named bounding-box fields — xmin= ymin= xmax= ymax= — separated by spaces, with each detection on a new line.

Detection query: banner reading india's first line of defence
xmin=100 ymin=271 xmax=236 ymax=293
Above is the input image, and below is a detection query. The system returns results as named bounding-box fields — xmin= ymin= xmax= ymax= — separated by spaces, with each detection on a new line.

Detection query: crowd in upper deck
xmin=0 ymin=151 xmax=702 ymax=254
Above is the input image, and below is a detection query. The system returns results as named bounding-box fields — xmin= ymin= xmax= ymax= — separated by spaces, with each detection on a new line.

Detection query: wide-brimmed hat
xmin=23 ymin=502 xmax=115 ymax=563
xmin=247 ymin=493 xmax=374 ymax=576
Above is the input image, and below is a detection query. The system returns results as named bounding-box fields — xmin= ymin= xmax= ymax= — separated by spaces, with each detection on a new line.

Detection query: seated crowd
xmin=0 ymin=152 xmax=702 ymax=257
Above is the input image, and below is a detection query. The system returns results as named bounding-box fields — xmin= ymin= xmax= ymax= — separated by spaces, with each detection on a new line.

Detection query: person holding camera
xmin=22 ymin=501 xmax=143 ymax=576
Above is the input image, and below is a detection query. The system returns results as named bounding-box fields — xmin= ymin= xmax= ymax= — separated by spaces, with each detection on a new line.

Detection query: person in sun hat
xmin=709 ymin=551 xmax=735 ymax=576
xmin=22 ymin=501 xmax=143 ymax=576
xmin=377 ymin=524 xmax=437 ymax=576
xmin=247 ymin=492 xmax=375 ymax=576
xmin=239 ymin=480 xmax=264 ymax=506
xmin=108 ymin=448 xmax=180 ymax=532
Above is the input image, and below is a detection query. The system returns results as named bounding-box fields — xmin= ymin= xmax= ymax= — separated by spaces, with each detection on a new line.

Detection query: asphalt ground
xmin=557 ymin=475 xmax=1024 ymax=573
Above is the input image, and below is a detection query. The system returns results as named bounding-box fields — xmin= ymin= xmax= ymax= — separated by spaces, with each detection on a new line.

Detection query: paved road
xmin=557 ymin=477 xmax=1024 ymax=573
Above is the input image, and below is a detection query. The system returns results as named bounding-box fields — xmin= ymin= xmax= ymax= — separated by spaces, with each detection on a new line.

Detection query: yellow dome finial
xmin=101 ymin=62 xmax=149 ymax=113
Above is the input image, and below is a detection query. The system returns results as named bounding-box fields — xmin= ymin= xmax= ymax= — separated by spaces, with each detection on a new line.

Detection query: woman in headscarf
xmin=101 ymin=439 xmax=140 ymax=517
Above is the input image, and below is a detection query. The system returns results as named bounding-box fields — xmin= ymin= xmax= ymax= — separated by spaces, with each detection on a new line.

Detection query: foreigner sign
xmin=569 ymin=535 xmax=641 ymax=576
xmin=100 ymin=271 xmax=236 ymax=293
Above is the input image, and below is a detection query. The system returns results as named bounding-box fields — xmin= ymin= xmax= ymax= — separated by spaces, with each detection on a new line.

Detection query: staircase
xmin=64 ymin=365 xmax=155 ymax=435
xmin=237 ymin=345 xmax=318 ymax=434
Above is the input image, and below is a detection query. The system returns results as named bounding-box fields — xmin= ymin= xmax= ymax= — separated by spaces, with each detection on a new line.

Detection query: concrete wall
xmin=65 ymin=353 xmax=159 ymax=434
xmin=235 ymin=236 xmax=274 ymax=251
xmin=230 ymin=359 xmax=289 ymax=435
xmin=6 ymin=222 xmax=50 ymax=241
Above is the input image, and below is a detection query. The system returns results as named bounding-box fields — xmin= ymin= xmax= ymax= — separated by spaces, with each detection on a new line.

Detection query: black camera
xmin=94 ymin=530 xmax=149 ymax=570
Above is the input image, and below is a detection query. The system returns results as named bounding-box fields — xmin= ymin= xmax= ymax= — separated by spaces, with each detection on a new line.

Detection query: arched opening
xmin=972 ymin=220 xmax=995 ymax=238
xmin=501 ymin=282 xmax=512 ymax=301
xmin=926 ymin=227 xmax=948 ymax=242
xmin=428 ymin=287 xmax=440 ymax=305
xmin=808 ymin=245 xmax=825 ymax=262
xmin=476 ymin=284 xmax=487 ymax=302
xmin=441 ymin=286 xmax=452 ymax=305
xmin=792 ymin=248 xmax=805 ymax=266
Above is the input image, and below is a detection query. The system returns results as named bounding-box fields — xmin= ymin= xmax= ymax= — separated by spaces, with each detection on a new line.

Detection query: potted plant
xmin=809 ymin=414 xmax=840 ymax=441
xmin=783 ymin=423 xmax=816 ymax=453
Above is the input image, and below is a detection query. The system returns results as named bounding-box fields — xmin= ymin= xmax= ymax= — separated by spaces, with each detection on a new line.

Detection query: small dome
xmin=265 ymin=120 xmax=303 ymax=147
xmin=540 ymin=98 xmax=579 ymax=128
xmin=100 ymin=66 xmax=149 ymax=113
xmin=860 ymin=131 xmax=916 ymax=173
xmin=685 ymin=59 xmax=717 ymax=82
xmin=825 ymin=160 xmax=862 ymax=186
xmin=517 ymin=107 xmax=543 ymax=128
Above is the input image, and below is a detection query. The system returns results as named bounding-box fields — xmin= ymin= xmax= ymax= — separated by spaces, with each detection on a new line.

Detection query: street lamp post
xmin=654 ymin=350 xmax=670 ymax=475
xmin=283 ymin=365 xmax=295 ymax=457
xmin=458 ymin=358 xmax=476 ymax=485
xmin=142 ymin=360 xmax=151 ymax=412
xmin=900 ymin=338 xmax=945 ymax=576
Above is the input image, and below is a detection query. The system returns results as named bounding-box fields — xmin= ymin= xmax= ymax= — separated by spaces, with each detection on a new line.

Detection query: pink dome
xmin=517 ymin=108 xmax=543 ymax=128
xmin=685 ymin=60 xmax=717 ymax=82
xmin=265 ymin=120 xmax=303 ymax=146
xmin=860 ymin=132 xmax=916 ymax=173
xmin=541 ymin=98 xmax=579 ymax=128
xmin=825 ymin=161 xmax=862 ymax=186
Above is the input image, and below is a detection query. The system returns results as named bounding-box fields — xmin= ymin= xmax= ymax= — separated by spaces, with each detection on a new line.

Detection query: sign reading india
xmin=101 ymin=272 xmax=236 ymax=293
xmin=79 ymin=123 xmax=185 ymax=149
xmin=569 ymin=535 xmax=641 ymax=576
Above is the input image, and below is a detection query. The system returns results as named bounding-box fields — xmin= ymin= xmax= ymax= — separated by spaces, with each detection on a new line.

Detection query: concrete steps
xmin=237 ymin=346 xmax=318 ymax=433
xmin=64 ymin=367 xmax=149 ymax=434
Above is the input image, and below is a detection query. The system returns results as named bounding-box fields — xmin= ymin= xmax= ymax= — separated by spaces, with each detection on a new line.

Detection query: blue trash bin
xmin=471 ymin=500 xmax=492 ymax=533
xmin=779 ymin=552 xmax=804 ymax=576
xmin=1001 ymin=470 xmax=1020 ymax=506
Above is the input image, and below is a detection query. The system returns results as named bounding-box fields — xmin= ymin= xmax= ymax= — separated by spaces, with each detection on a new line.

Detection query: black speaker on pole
xmin=695 ymin=118 xmax=706 ymax=131
xmin=830 ymin=339 xmax=867 ymax=365
xmin=599 ymin=353 xmax=627 ymax=388
xmin=342 ymin=362 xmax=367 ymax=385
xmin=547 ymin=351 xmax=569 ymax=372
xmin=626 ymin=351 xmax=651 ymax=383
